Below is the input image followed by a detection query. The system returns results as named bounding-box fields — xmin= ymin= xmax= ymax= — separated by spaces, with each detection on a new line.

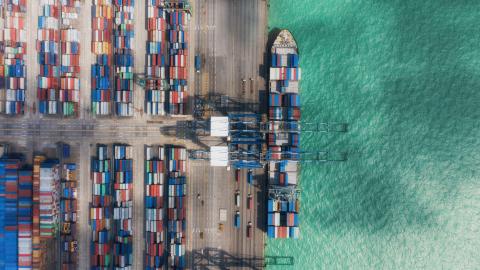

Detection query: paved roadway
xmin=188 ymin=0 xmax=268 ymax=269
xmin=1 ymin=0 xmax=269 ymax=269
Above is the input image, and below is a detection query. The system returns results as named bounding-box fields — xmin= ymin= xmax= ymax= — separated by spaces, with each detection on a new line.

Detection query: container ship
xmin=267 ymin=30 xmax=301 ymax=239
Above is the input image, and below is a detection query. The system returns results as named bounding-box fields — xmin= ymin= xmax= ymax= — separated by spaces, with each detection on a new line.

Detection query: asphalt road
xmin=188 ymin=0 xmax=268 ymax=269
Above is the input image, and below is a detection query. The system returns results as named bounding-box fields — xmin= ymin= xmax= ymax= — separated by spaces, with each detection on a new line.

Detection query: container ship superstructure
xmin=267 ymin=30 xmax=301 ymax=239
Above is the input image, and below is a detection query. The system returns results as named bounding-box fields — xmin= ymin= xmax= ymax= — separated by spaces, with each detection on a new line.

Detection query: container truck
xmin=247 ymin=170 xmax=253 ymax=185
xmin=235 ymin=168 xmax=240 ymax=182
xmin=235 ymin=190 xmax=240 ymax=207
xmin=195 ymin=55 xmax=201 ymax=73
xmin=247 ymin=194 xmax=253 ymax=209
xmin=234 ymin=211 xmax=240 ymax=228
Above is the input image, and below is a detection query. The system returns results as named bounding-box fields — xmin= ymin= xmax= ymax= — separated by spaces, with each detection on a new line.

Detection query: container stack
xmin=166 ymin=146 xmax=187 ymax=269
xmin=113 ymin=0 xmax=135 ymax=117
xmin=167 ymin=11 xmax=188 ymax=115
xmin=145 ymin=145 xmax=165 ymax=269
xmin=39 ymin=159 xmax=60 ymax=238
xmin=267 ymin=198 xmax=299 ymax=239
xmin=0 ymin=1 xmax=4 ymax=114
xmin=60 ymin=163 xmax=78 ymax=269
xmin=18 ymin=169 xmax=33 ymax=270
xmin=59 ymin=0 xmax=81 ymax=116
xmin=145 ymin=1 xmax=168 ymax=116
xmin=0 ymin=158 xmax=21 ymax=269
xmin=32 ymin=155 xmax=46 ymax=269
xmin=91 ymin=0 xmax=113 ymax=116
xmin=2 ymin=0 xmax=27 ymax=115
xmin=90 ymin=145 xmax=113 ymax=268
xmin=37 ymin=0 xmax=61 ymax=115
xmin=112 ymin=144 xmax=133 ymax=269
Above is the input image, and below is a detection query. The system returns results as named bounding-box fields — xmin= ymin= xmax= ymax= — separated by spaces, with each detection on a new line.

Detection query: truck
xmin=235 ymin=190 xmax=240 ymax=207
xmin=235 ymin=169 xmax=240 ymax=182
xmin=63 ymin=143 xmax=71 ymax=158
xmin=234 ymin=211 xmax=240 ymax=228
xmin=247 ymin=194 xmax=253 ymax=209
xmin=247 ymin=170 xmax=253 ymax=185
xmin=195 ymin=55 xmax=201 ymax=73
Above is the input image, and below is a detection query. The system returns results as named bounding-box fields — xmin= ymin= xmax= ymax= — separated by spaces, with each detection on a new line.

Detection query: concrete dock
xmin=0 ymin=0 xmax=268 ymax=269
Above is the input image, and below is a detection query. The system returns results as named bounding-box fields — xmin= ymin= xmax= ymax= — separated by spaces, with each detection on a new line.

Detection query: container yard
xmin=0 ymin=147 xmax=72 ymax=269
xmin=145 ymin=145 xmax=166 ymax=269
xmin=113 ymin=1 xmax=135 ymax=117
xmin=60 ymin=162 xmax=78 ymax=269
xmin=167 ymin=10 xmax=189 ymax=115
xmin=0 ymin=0 xmax=272 ymax=269
xmin=59 ymin=0 xmax=81 ymax=117
xmin=145 ymin=2 xmax=168 ymax=116
xmin=166 ymin=146 xmax=187 ymax=269
xmin=112 ymin=144 xmax=134 ymax=268
xmin=90 ymin=144 xmax=113 ymax=268
xmin=0 ymin=0 xmax=27 ymax=115
xmin=37 ymin=0 xmax=60 ymax=115
xmin=91 ymin=0 xmax=113 ymax=116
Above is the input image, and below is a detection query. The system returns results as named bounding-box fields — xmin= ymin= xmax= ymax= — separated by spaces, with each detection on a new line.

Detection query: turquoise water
xmin=267 ymin=1 xmax=480 ymax=269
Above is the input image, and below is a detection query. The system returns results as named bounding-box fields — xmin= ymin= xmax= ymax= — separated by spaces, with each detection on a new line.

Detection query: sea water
xmin=267 ymin=1 xmax=480 ymax=269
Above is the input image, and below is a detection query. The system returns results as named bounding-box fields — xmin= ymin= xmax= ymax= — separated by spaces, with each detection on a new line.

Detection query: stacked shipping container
xmin=166 ymin=146 xmax=187 ymax=269
xmin=145 ymin=145 xmax=165 ymax=269
xmin=37 ymin=0 xmax=61 ymax=115
xmin=18 ymin=168 xmax=33 ymax=270
xmin=90 ymin=145 xmax=113 ymax=268
xmin=112 ymin=144 xmax=133 ymax=269
xmin=267 ymin=198 xmax=299 ymax=239
xmin=91 ymin=0 xmax=113 ymax=115
xmin=60 ymin=163 xmax=78 ymax=269
xmin=32 ymin=155 xmax=46 ymax=269
xmin=113 ymin=0 xmax=135 ymax=116
xmin=0 ymin=158 xmax=21 ymax=269
xmin=1 ymin=0 xmax=27 ymax=115
xmin=145 ymin=1 xmax=167 ymax=116
xmin=59 ymin=0 xmax=81 ymax=116
xmin=39 ymin=159 xmax=60 ymax=238
xmin=0 ymin=0 xmax=4 ymax=114
xmin=167 ymin=11 xmax=188 ymax=115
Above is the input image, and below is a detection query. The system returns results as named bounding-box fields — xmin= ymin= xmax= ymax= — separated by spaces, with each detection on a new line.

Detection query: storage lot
xmin=0 ymin=0 xmax=268 ymax=268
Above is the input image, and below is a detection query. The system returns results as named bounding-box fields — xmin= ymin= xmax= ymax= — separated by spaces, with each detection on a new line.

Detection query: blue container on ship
xmin=267 ymin=199 xmax=274 ymax=212
xmin=63 ymin=144 xmax=71 ymax=158
xmin=288 ymin=200 xmax=296 ymax=212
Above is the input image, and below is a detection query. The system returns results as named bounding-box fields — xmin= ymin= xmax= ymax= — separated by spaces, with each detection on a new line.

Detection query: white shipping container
xmin=146 ymin=66 xmax=166 ymax=78
xmin=147 ymin=6 xmax=166 ymax=18
xmin=113 ymin=207 xmax=132 ymax=220
xmin=146 ymin=172 xmax=163 ymax=185
xmin=146 ymin=146 xmax=153 ymax=161
xmin=149 ymin=31 xmax=165 ymax=42
xmin=146 ymin=208 xmax=163 ymax=220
